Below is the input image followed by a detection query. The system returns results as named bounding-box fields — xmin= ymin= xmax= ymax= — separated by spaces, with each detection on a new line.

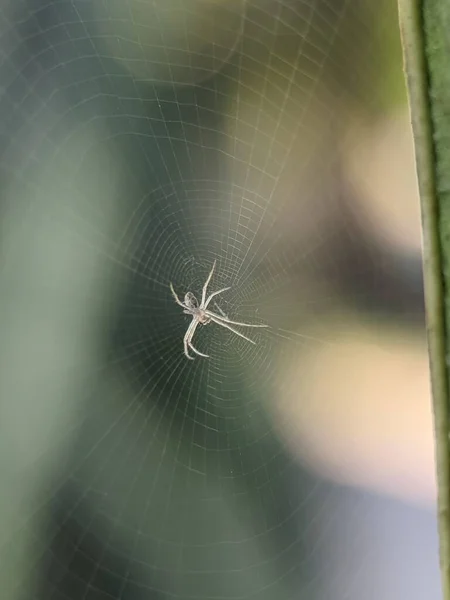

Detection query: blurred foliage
xmin=0 ymin=1 xmax=424 ymax=599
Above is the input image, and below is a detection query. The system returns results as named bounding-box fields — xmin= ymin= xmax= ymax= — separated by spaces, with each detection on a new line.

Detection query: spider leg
xmin=204 ymin=310 xmax=269 ymax=328
xmin=187 ymin=319 xmax=209 ymax=357
xmin=170 ymin=282 xmax=187 ymax=309
xmin=214 ymin=302 xmax=228 ymax=318
xmin=201 ymin=260 xmax=216 ymax=306
xmin=189 ymin=342 xmax=210 ymax=358
xmin=208 ymin=315 xmax=257 ymax=345
xmin=183 ymin=319 xmax=199 ymax=360
xmin=204 ymin=286 xmax=231 ymax=309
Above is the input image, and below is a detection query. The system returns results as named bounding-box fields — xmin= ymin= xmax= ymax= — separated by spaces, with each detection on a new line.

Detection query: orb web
xmin=0 ymin=1 xmax=427 ymax=600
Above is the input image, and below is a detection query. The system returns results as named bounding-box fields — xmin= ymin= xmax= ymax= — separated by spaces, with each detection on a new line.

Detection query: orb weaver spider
xmin=170 ymin=261 xmax=268 ymax=359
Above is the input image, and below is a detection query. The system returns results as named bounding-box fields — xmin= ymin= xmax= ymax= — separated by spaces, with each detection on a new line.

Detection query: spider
xmin=170 ymin=261 xmax=268 ymax=360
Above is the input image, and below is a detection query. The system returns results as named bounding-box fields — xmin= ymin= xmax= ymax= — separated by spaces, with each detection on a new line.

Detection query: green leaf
xmin=399 ymin=1 xmax=450 ymax=598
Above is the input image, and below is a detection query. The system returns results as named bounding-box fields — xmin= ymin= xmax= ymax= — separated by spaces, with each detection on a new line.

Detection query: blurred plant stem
xmin=399 ymin=1 xmax=450 ymax=598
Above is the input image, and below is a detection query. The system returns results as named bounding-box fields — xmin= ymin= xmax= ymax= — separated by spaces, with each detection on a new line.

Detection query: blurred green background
xmin=0 ymin=1 xmax=439 ymax=599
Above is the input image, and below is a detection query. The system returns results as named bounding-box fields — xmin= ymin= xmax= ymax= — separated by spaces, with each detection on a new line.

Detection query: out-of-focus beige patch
xmin=343 ymin=110 xmax=422 ymax=253
xmin=94 ymin=0 xmax=246 ymax=86
xmin=273 ymin=319 xmax=435 ymax=507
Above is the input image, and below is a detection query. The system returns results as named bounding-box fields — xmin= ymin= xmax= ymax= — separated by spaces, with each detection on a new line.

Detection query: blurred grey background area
xmin=0 ymin=1 xmax=440 ymax=599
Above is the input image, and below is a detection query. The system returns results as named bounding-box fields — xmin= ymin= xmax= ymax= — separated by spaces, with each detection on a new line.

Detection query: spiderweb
xmin=0 ymin=1 xmax=433 ymax=599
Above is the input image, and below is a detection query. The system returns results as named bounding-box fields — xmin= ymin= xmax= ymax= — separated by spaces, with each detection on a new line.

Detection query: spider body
xmin=170 ymin=261 xmax=268 ymax=360
xmin=183 ymin=293 xmax=210 ymax=324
